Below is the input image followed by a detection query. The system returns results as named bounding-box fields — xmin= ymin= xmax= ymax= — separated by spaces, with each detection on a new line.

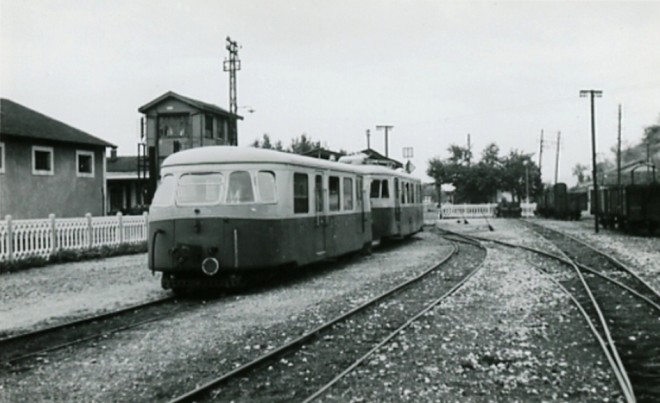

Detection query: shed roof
xmin=0 ymin=98 xmax=114 ymax=148
xmin=138 ymin=91 xmax=243 ymax=120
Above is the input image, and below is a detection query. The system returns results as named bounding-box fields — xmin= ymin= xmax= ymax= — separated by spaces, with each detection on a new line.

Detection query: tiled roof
xmin=0 ymin=98 xmax=114 ymax=147
xmin=138 ymin=91 xmax=243 ymax=120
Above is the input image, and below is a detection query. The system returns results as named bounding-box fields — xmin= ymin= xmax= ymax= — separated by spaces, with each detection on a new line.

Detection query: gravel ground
xmin=0 ymin=231 xmax=453 ymax=402
xmin=0 ymin=254 xmax=167 ymax=336
xmin=1 ymin=219 xmax=645 ymax=402
xmin=322 ymin=246 xmax=621 ymax=402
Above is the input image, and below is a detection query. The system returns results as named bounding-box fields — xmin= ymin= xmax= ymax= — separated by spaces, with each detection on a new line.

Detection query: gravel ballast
xmin=1 ymin=219 xmax=645 ymax=402
xmin=0 ymin=254 xmax=167 ymax=336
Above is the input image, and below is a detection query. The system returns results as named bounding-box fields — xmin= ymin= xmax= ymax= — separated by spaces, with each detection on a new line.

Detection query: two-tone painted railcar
xmin=148 ymin=146 xmax=422 ymax=293
xmin=365 ymin=165 xmax=424 ymax=242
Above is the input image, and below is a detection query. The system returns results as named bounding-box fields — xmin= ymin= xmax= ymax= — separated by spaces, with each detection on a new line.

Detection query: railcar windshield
xmin=257 ymin=171 xmax=276 ymax=202
xmin=176 ymin=172 xmax=224 ymax=205
xmin=226 ymin=171 xmax=255 ymax=203
xmin=151 ymin=174 xmax=175 ymax=206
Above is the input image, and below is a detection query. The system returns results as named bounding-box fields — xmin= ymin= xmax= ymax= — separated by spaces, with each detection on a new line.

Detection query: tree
xmin=250 ymin=134 xmax=284 ymax=151
xmin=288 ymin=133 xmax=321 ymax=155
xmin=572 ymin=163 xmax=588 ymax=184
xmin=500 ymin=150 xmax=540 ymax=203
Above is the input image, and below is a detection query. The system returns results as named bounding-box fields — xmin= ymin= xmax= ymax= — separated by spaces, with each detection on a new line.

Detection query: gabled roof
xmin=138 ymin=91 xmax=243 ymax=120
xmin=301 ymin=147 xmax=345 ymax=160
xmin=0 ymin=98 xmax=115 ymax=148
xmin=106 ymin=155 xmax=138 ymax=173
xmin=359 ymin=148 xmax=404 ymax=169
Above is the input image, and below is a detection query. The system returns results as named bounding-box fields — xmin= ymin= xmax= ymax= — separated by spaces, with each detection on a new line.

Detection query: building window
xmin=205 ymin=114 xmax=214 ymax=139
xmin=76 ymin=150 xmax=95 ymax=177
xmin=158 ymin=114 xmax=190 ymax=138
xmin=294 ymin=173 xmax=309 ymax=213
xmin=32 ymin=146 xmax=54 ymax=176
xmin=0 ymin=142 xmax=4 ymax=174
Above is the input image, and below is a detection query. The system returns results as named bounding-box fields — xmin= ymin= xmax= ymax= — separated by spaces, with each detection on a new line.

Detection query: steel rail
xmin=0 ymin=296 xmax=176 ymax=364
xmin=167 ymin=241 xmax=462 ymax=403
xmin=524 ymin=220 xmax=660 ymax=299
xmin=0 ymin=296 xmax=175 ymax=345
xmin=301 ymin=239 xmax=486 ymax=402
xmin=576 ymin=263 xmax=660 ymax=312
xmin=444 ymin=230 xmax=636 ymax=403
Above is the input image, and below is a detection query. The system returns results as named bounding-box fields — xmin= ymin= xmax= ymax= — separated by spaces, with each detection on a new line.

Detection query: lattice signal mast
xmin=223 ymin=37 xmax=241 ymax=116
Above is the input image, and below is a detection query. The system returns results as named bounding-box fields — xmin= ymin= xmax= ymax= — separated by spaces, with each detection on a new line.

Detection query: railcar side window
xmin=294 ymin=173 xmax=309 ymax=213
xmin=315 ymin=175 xmax=323 ymax=213
xmin=381 ymin=179 xmax=389 ymax=198
xmin=343 ymin=177 xmax=354 ymax=210
xmin=152 ymin=174 xmax=175 ymax=206
xmin=227 ymin=171 xmax=255 ymax=203
xmin=258 ymin=171 xmax=276 ymax=202
xmin=370 ymin=180 xmax=380 ymax=198
xmin=176 ymin=173 xmax=223 ymax=205
xmin=329 ymin=176 xmax=341 ymax=211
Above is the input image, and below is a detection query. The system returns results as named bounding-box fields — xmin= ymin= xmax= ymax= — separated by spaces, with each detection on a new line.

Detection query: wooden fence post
xmin=143 ymin=211 xmax=148 ymax=239
xmin=5 ymin=215 xmax=13 ymax=262
xmin=86 ymin=213 xmax=93 ymax=248
xmin=117 ymin=212 xmax=124 ymax=244
xmin=49 ymin=213 xmax=57 ymax=254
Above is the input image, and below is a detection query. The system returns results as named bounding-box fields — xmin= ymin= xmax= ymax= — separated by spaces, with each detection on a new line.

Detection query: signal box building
xmin=0 ymin=98 xmax=114 ymax=219
xmin=138 ymin=91 xmax=242 ymax=203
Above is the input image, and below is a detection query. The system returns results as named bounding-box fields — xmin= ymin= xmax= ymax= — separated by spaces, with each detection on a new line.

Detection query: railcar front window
xmin=176 ymin=173 xmax=224 ymax=205
xmin=370 ymin=180 xmax=380 ymax=198
xmin=258 ymin=171 xmax=276 ymax=202
xmin=152 ymin=175 xmax=175 ymax=206
xmin=227 ymin=171 xmax=255 ymax=203
xmin=381 ymin=180 xmax=390 ymax=198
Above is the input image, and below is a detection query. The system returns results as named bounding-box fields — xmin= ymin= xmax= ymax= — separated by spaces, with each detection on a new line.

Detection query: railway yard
xmin=1 ymin=218 xmax=658 ymax=402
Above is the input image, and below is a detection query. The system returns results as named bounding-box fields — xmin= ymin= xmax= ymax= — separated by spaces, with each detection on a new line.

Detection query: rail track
xmin=463 ymin=222 xmax=660 ymax=403
xmin=0 ymin=296 xmax=179 ymax=366
xmin=166 ymin=234 xmax=486 ymax=402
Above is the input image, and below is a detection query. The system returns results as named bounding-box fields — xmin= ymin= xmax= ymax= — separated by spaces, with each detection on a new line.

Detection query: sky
xmin=2 ymin=0 xmax=659 ymax=184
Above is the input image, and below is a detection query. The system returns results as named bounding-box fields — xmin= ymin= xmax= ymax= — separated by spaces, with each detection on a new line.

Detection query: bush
xmin=0 ymin=241 xmax=148 ymax=274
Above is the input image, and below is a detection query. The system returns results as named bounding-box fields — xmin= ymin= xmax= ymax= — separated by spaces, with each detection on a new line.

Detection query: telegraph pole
xmin=617 ymin=104 xmax=622 ymax=187
xmin=554 ymin=131 xmax=561 ymax=184
xmin=223 ymin=37 xmax=241 ymax=143
xmin=580 ymin=89 xmax=603 ymax=233
xmin=376 ymin=125 xmax=393 ymax=157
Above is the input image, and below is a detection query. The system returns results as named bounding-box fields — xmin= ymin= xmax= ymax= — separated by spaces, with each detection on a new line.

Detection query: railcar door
xmin=314 ymin=172 xmax=327 ymax=256
xmin=394 ymin=178 xmax=402 ymax=235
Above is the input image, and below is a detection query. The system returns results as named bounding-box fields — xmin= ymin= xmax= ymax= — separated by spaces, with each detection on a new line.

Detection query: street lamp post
xmin=580 ymin=89 xmax=603 ymax=234
xmin=525 ymin=162 xmax=530 ymax=204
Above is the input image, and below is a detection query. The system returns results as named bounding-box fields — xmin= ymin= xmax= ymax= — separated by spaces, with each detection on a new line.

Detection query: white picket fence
xmin=0 ymin=213 xmax=148 ymax=262
xmin=439 ymin=203 xmax=537 ymax=219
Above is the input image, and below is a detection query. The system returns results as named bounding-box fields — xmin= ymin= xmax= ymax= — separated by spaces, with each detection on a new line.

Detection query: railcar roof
xmin=162 ymin=146 xmax=420 ymax=181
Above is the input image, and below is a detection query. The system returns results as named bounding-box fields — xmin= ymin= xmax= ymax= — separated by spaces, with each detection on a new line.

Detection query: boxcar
xmin=148 ymin=147 xmax=374 ymax=292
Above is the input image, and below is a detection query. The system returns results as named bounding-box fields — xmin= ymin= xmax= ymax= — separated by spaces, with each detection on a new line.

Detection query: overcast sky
xmin=2 ymin=0 xmax=659 ymax=184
